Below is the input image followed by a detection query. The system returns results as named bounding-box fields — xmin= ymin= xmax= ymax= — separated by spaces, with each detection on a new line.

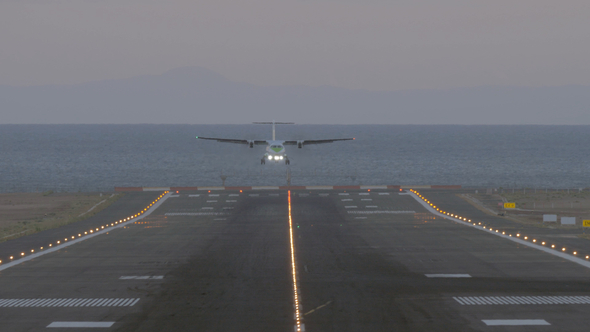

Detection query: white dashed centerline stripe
xmin=341 ymin=199 xmax=353 ymax=201
xmin=379 ymin=193 xmax=390 ymax=195
xmin=361 ymin=199 xmax=372 ymax=201
xmin=482 ymin=320 xmax=550 ymax=326
xmin=206 ymin=200 xmax=217 ymax=202
xmin=226 ymin=200 xmax=237 ymax=202
xmin=338 ymin=193 xmax=349 ymax=196
xmin=365 ymin=206 xmax=378 ymax=208
xmin=188 ymin=194 xmax=200 ymax=197
xmin=119 ymin=276 xmax=163 ymax=280
xmin=426 ymin=274 xmax=471 ymax=278
xmin=345 ymin=206 xmax=358 ymax=209
xmin=47 ymin=322 xmax=115 ymax=328
xmin=202 ymin=207 xmax=213 ymax=210
xmin=229 ymin=194 xmax=239 ymax=196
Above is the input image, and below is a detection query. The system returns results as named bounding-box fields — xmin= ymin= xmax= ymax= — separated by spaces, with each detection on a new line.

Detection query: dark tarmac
xmin=2 ymin=189 xmax=590 ymax=331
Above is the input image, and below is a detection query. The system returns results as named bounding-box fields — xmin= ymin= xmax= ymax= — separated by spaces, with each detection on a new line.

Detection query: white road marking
xmin=165 ymin=212 xmax=227 ymax=216
xmin=226 ymin=200 xmax=237 ymax=202
xmin=319 ymin=193 xmax=329 ymax=196
xmin=482 ymin=320 xmax=550 ymax=326
xmin=379 ymin=193 xmax=390 ymax=195
xmin=409 ymin=192 xmax=590 ymax=270
xmin=249 ymin=194 xmax=259 ymax=196
xmin=365 ymin=206 xmax=378 ymax=208
xmin=345 ymin=206 xmax=358 ymax=208
xmin=214 ymin=218 xmax=227 ymax=220
xmin=338 ymin=193 xmax=349 ymax=196
xmin=361 ymin=199 xmax=372 ymax=201
xmin=341 ymin=199 xmax=353 ymax=201
xmin=347 ymin=211 xmax=415 ymax=214
xmin=169 ymin=195 xmax=180 ymax=197
xmin=359 ymin=193 xmax=370 ymax=195
xmin=223 ymin=207 xmax=234 ymax=210
xmin=425 ymin=274 xmax=471 ymax=278
xmin=188 ymin=194 xmax=200 ymax=197
xmin=229 ymin=194 xmax=239 ymax=196
xmin=119 ymin=276 xmax=163 ymax=280
xmin=206 ymin=200 xmax=217 ymax=202
xmin=454 ymin=296 xmax=590 ymax=305
xmin=48 ymin=322 xmax=116 ymax=328
xmin=208 ymin=194 xmax=219 ymax=197
xmin=0 ymin=193 xmax=171 ymax=273
xmin=202 ymin=207 xmax=213 ymax=210
xmin=0 ymin=298 xmax=139 ymax=307
xmin=355 ymin=217 xmax=367 ymax=219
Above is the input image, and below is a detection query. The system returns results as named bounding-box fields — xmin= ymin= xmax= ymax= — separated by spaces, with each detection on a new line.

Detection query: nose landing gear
xmin=261 ymin=157 xmax=266 ymax=165
xmin=285 ymin=157 xmax=290 ymax=165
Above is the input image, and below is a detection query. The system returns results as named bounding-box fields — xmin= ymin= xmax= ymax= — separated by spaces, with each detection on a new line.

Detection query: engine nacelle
xmin=297 ymin=140 xmax=304 ymax=149
xmin=248 ymin=140 xmax=254 ymax=148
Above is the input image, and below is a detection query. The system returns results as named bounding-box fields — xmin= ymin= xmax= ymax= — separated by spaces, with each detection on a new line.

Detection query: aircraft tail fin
xmin=253 ymin=121 xmax=294 ymax=140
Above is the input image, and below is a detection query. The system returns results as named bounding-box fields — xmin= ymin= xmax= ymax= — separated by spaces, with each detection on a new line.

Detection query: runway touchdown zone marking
xmin=482 ymin=320 xmax=550 ymax=326
xmin=47 ymin=322 xmax=115 ymax=328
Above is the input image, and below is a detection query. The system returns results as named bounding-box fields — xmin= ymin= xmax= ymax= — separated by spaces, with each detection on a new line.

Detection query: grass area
xmin=0 ymin=192 xmax=123 ymax=242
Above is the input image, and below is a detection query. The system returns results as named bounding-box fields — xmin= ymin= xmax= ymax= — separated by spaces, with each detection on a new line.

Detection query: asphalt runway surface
xmin=2 ymin=189 xmax=590 ymax=331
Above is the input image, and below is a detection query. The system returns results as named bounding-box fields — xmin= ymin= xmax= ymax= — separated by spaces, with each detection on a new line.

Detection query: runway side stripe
xmin=408 ymin=191 xmax=590 ymax=270
xmin=0 ymin=192 xmax=171 ymax=273
xmin=454 ymin=296 xmax=590 ymax=305
xmin=0 ymin=298 xmax=139 ymax=307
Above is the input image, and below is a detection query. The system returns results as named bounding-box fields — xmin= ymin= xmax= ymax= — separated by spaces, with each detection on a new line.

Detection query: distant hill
xmin=1 ymin=67 xmax=589 ymax=124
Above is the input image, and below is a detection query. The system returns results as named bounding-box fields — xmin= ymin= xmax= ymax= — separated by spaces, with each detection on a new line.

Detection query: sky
xmin=1 ymin=0 xmax=590 ymax=91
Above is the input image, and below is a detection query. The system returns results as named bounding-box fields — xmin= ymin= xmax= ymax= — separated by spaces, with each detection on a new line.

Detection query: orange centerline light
xmin=288 ymin=191 xmax=302 ymax=331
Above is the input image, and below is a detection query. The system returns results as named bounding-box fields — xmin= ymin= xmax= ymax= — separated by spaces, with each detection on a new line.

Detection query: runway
xmin=2 ymin=189 xmax=590 ymax=331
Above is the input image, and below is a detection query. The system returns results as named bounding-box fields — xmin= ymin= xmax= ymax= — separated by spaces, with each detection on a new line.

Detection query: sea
xmin=0 ymin=125 xmax=588 ymax=192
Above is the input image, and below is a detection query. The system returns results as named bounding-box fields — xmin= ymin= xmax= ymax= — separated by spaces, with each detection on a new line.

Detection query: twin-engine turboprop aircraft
xmin=196 ymin=122 xmax=354 ymax=164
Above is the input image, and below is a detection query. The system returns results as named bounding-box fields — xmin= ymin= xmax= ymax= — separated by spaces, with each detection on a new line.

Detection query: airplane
xmin=196 ymin=122 xmax=354 ymax=164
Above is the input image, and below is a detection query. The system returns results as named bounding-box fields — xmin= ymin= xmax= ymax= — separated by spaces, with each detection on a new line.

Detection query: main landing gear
xmin=285 ymin=157 xmax=290 ymax=165
xmin=261 ymin=157 xmax=266 ymax=165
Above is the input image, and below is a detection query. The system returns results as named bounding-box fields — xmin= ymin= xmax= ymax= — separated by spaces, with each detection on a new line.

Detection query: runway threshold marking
xmin=47 ymin=321 xmax=115 ymax=328
xmin=288 ymin=191 xmax=304 ymax=332
xmin=0 ymin=298 xmax=139 ymax=307
xmin=482 ymin=320 xmax=550 ymax=326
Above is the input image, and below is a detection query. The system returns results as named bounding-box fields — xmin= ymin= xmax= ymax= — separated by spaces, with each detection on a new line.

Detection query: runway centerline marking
xmin=206 ymin=200 xmax=217 ymax=202
xmin=345 ymin=206 xmax=358 ymax=208
xmin=338 ymin=193 xmax=349 ymax=196
xmin=119 ymin=276 xmax=163 ymax=280
xmin=341 ymin=199 xmax=353 ymax=201
xmin=47 ymin=321 xmax=115 ymax=328
xmin=288 ymin=191 xmax=303 ymax=332
xmin=482 ymin=320 xmax=550 ymax=326
xmin=188 ymin=194 xmax=200 ymax=197
xmin=361 ymin=199 xmax=372 ymax=201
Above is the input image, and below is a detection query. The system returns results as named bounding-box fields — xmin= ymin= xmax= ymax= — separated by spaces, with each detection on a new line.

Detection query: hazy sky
xmin=1 ymin=0 xmax=589 ymax=91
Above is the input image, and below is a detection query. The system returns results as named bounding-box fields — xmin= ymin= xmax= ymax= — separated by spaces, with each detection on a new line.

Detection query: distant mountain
xmin=1 ymin=67 xmax=589 ymax=124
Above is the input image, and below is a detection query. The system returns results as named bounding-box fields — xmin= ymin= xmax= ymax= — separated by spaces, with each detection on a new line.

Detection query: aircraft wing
xmin=283 ymin=138 xmax=355 ymax=146
xmin=196 ymin=136 xmax=267 ymax=145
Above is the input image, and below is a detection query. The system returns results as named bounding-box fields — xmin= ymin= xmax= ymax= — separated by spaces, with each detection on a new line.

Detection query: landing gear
xmin=261 ymin=158 xmax=266 ymax=165
xmin=285 ymin=158 xmax=290 ymax=165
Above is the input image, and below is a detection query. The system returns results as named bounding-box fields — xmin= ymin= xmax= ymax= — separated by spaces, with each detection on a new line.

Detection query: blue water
xmin=0 ymin=125 xmax=588 ymax=192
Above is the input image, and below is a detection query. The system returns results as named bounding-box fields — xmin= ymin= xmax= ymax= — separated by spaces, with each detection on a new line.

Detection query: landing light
xmin=268 ymin=156 xmax=273 ymax=160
